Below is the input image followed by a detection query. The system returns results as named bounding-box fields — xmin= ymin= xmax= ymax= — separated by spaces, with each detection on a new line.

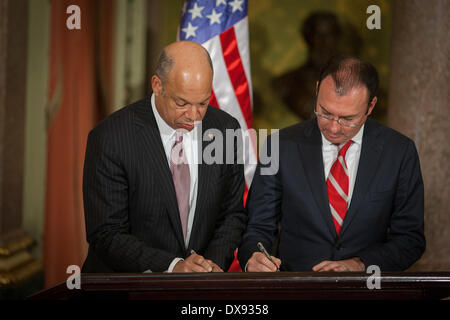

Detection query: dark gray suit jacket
xmin=238 ymin=118 xmax=425 ymax=271
xmin=82 ymin=96 xmax=247 ymax=272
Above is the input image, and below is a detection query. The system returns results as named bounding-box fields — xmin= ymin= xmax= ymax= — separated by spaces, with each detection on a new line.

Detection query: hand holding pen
xmin=257 ymin=242 xmax=280 ymax=272
xmin=172 ymin=249 xmax=223 ymax=272
xmin=189 ymin=249 xmax=223 ymax=273
xmin=246 ymin=242 xmax=281 ymax=272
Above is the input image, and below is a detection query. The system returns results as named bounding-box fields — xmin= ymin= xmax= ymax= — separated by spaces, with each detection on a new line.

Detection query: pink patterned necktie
xmin=326 ymin=140 xmax=353 ymax=235
xmin=170 ymin=131 xmax=190 ymax=239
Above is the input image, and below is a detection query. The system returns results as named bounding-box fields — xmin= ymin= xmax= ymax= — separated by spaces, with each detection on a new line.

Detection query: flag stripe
xmin=203 ymin=36 xmax=244 ymax=125
xmin=233 ymin=18 xmax=253 ymax=107
xmin=180 ymin=0 xmax=256 ymax=188
xmin=219 ymin=26 xmax=252 ymax=130
xmin=203 ymin=36 xmax=256 ymax=187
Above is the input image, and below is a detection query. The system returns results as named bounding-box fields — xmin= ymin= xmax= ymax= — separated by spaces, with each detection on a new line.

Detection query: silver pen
xmin=257 ymin=242 xmax=280 ymax=272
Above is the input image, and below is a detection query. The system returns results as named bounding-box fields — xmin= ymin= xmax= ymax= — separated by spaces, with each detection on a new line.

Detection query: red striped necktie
xmin=326 ymin=140 xmax=353 ymax=235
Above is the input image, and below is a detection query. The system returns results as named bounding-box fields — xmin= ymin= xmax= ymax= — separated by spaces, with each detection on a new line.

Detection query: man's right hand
xmin=246 ymin=252 xmax=281 ymax=272
xmin=172 ymin=253 xmax=219 ymax=273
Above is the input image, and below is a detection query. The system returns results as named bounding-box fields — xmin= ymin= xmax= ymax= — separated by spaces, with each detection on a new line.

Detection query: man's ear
xmin=315 ymin=81 xmax=319 ymax=95
xmin=366 ymin=96 xmax=377 ymax=116
xmin=151 ymin=75 xmax=162 ymax=96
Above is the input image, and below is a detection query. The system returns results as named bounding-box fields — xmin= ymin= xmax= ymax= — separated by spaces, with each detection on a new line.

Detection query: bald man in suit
xmin=82 ymin=41 xmax=247 ymax=273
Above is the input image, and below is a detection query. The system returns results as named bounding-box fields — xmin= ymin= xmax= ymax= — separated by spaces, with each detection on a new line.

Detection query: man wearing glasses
xmin=238 ymin=55 xmax=425 ymax=272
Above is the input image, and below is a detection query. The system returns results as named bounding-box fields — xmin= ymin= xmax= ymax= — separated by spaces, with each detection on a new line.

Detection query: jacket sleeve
xmin=357 ymin=140 xmax=426 ymax=271
xmin=237 ymin=133 xmax=282 ymax=270
xmin=83 ymin=128 xmax=177 ymax=272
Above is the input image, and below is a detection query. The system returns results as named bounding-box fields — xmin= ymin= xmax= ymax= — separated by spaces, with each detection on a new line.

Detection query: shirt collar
xmin=151 ymin=93 xmax=176 ymax=145
xmin=321 ymin=123 xmax=365 ymax=148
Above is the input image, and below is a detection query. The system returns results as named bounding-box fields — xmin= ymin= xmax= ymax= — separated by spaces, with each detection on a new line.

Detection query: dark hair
xmin=317 ymin=54 xmax=379 ymax=105
xmin=154 ymin=49 xmax=174 ymax=85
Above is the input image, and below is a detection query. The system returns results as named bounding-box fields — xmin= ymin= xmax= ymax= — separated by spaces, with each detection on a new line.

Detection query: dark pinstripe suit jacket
xmin=82 ymin=96 xmax=247 ymax=272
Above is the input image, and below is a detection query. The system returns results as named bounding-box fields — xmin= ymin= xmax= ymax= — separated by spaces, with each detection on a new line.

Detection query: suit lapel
xmin=298 ymin=120 xmax=337 ymax=238
xmin=340 ymin=119 xmax=384 ymax=236
xmin=133 ymin=98 xmax=186 ymax=250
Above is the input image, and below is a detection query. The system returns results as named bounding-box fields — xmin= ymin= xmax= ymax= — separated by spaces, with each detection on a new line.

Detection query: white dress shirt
xmin=321 ymin=124 xmax=364 ymax=207
xmin=150 ymin=94 xmax=199 ymax=272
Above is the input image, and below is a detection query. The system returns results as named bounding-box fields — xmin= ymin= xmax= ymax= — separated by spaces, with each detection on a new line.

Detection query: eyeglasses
xmin=314 ymin=111 xmax=364 ymax=128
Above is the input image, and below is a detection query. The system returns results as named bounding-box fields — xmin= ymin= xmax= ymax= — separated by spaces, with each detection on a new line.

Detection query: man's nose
xmin=328 ymin=119 xmax=341 ymax=133
xmin=186 ymin=105 xmax=200 ymax=121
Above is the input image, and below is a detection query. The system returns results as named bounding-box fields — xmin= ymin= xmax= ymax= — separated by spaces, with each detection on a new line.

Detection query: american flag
xmin=179 ymin=0 xmax=256 ymax=191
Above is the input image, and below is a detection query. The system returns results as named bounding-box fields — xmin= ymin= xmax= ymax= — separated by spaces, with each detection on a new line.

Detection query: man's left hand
xmin=312 ymin=258 xmax=365 ymax=272
xmin=205 ymin=259 xmax=224 ymax=272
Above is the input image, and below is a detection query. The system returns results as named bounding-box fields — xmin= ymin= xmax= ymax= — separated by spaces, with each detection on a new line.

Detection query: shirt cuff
xmin=167 ymin=257 xmax=184 ymax=273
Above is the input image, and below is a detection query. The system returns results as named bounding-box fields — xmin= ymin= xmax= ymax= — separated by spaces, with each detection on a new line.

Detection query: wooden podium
xmin=29 ymin=272 xmax=450 ymax=300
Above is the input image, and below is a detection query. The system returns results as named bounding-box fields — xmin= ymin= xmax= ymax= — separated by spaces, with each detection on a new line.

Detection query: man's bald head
xmin=151 ymin=41 xmax=214 ymax=131
xmin=154 ymin=41 xmax=214 ymax=94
